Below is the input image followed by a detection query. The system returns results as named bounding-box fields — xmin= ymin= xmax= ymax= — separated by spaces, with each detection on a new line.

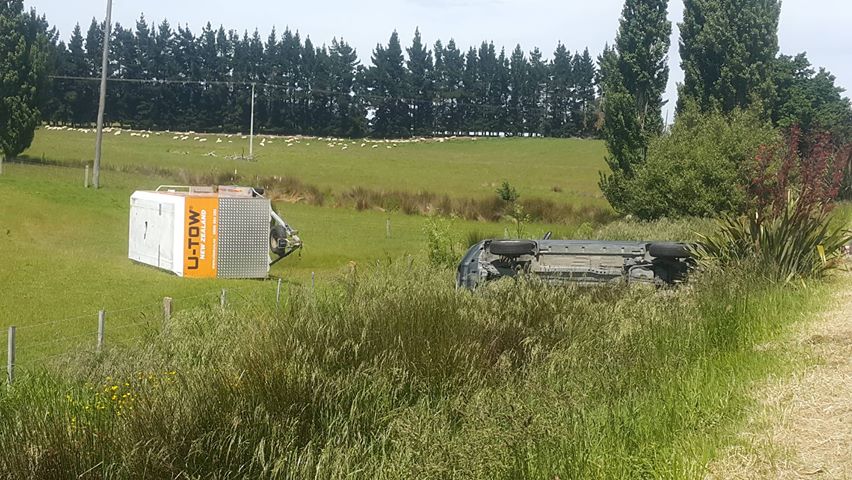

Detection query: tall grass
xmin=0 ymin=261 xmax=831 ymax=479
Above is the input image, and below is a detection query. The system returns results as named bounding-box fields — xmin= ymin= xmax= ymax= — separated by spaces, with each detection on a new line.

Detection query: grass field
xmin=0 ymin=129 xmax=602 ymax=363
xmin=3 ymin=128 xmax=852 ymax=478
xmin=25 ymin=127 xmax=609 ymax=205
xmin=0 ymin=258 xmax=838 ymax=478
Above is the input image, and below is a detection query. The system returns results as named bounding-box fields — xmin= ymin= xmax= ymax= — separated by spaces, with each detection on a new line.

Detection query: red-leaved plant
xmin=748 ymin=126 xmax=848 ymax=220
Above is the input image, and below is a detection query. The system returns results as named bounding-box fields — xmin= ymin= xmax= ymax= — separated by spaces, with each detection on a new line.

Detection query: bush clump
xmin=601 ymin=106 xmax=778 ymax=219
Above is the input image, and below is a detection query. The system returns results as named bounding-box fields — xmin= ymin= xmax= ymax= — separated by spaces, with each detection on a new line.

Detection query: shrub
xmin=423 ymin=216 xmax=459 ymax=269
xmin=836 ymin=144 xmax=852 ymax=200
xmin=697 ymin=129 xmax=852 ymax=281
xmin=601 ymin=106 xmax=778 ymax=219
xmin=495 ymin=181 xmax=520 ymax=204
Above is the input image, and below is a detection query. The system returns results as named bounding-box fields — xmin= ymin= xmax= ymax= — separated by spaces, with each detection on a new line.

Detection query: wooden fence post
xmin=220 ymin=289 xmax=227 ymax=309
xmin=163 ymin=297 xmax=172 ymax=322
xmin=276 ymin=278 xmax=282 ymax=310
xmin=84 ymin=164 xmax=89 ymax=188
xmin=97 ymin=310 xmax=105 ymax=353
xmin=7 ymin=326 xmax=15 ymax=386
xmin=311 ymin=272 xmax=315 ymax=292
xmin=386 ymin=218 xmax=391 ymax=239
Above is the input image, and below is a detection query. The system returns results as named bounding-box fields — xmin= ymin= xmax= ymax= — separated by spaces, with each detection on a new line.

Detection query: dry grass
xmin=335 ymin=186 xmax=613 ymax=224
xmin=707 ymin=272 xmax=852 ymax=479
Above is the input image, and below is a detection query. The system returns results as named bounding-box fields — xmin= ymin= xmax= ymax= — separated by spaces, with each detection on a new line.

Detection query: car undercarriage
xmin=456 ymin=238 xmax=694 ymax=290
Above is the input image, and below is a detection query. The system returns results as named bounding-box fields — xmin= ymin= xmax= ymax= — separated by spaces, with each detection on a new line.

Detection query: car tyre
xmin=489 ymin=240 xmax=537 ymax=257
xmin=648 ymin=242 xmax=691 ymax=258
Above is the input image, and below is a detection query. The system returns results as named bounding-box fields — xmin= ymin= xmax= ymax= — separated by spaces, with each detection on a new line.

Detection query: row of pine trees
xmin=44 ymin=17 xmax=599 ymax=138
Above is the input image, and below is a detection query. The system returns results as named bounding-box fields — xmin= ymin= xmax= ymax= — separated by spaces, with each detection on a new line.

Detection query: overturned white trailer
xmin=128 ymin=185 xmax=301 ymax=279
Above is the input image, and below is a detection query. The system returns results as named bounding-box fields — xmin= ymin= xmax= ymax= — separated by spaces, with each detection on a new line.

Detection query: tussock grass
xmin=0 ymin=260 xmax=830 ymax=479
xmin=336 ymin=186 xmax=614 ymax=224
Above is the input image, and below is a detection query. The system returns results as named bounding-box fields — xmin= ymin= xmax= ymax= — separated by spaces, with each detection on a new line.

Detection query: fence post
xmin=311 ymin=272 xmax=315 ymax=292
xmin=163 ymin=297 xmax=172 ymax=322
xmin=220 ymin=289 xmax=227 ymax=309
xmin=97 ymin=310 xmax=105 ymax=353
xmin=7 ymin=326 xmax=15 ymax=386
xmin=386 ymin=218 xmax=391 ymax=239
xmin=276 ymin=278 xmax=282 ymax=310
xmin=84 ymin=164 xmax=89 ymax=188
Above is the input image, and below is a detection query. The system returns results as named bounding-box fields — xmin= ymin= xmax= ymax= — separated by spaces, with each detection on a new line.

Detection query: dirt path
xmin=708 ymin=275 xmax=852 ymax=479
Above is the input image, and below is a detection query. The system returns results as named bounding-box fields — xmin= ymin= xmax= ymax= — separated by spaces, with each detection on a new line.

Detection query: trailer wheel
xmin=488 ymin=240 xmax=537 ymax=257
xmin=648 ymin=242 xmax=692 ymax=258
xmin=270 ymin=225 xmax=288 ymax=253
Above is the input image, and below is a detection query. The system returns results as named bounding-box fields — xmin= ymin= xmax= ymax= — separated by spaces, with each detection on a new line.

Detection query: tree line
xmin=41 ymin=17 xmax=598 ymax=138
xmin=3 ymin=0 xmax=851 ymax=163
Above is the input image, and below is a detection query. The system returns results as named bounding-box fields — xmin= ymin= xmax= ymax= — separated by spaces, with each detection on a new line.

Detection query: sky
xmin=27 ymin=0 xmax=852 ymax=116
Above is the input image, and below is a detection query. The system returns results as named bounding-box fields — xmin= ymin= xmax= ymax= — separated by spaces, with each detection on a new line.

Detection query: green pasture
xmin=24 ymin=127 xmax=609 ymax=205
xmin=0 ymin=161 xmax=577 ymax=362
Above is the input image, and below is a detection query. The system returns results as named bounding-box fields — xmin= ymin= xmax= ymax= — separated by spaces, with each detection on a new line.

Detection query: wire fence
xmin=4 ymin=277 xmax=301 ymax=386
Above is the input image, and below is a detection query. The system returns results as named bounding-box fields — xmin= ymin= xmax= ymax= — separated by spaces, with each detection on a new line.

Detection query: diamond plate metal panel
xmin=217 ymin=197 xmax=270 ymax=278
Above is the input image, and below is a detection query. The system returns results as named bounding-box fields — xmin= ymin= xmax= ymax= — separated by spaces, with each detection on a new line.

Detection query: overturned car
xmin=456 ymin=238 xmax=694 ymax=290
